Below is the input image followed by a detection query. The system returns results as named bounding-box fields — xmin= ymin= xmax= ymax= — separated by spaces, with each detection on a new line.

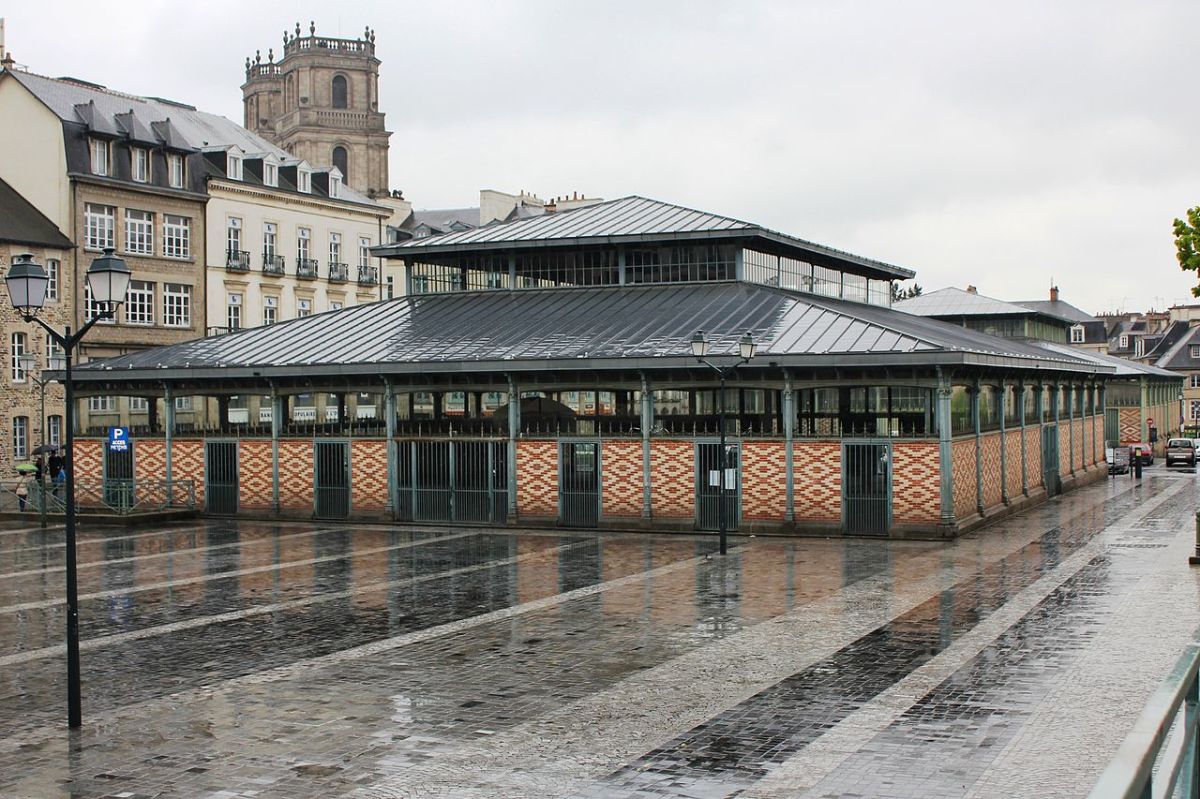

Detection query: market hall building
xmin=65 ymin=196 xmax=1112 ymax=538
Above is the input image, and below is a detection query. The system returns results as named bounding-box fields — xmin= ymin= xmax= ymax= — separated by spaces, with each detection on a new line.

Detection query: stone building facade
xmin=242 ymin=22 xmax=391 ymax=198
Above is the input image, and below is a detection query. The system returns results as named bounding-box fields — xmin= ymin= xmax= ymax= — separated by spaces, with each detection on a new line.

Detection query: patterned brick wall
xmin=517 ymin=440 xmax=559 ymax=518
xmin=1092 ymin=415 xmax=1103 ymax=464
xmin=133 ymin=439 xmax=166 ymax=483
xmin=601 ymin=440 xmax=642 ymax=519
xmin=1025 ymin=426 xmax=1043 ymax=489
xmin=980 ymin=433 xmax=1003 ymax=509
xmin=951 ymin=438 xmax=976 ymax=520
xmin=172 ymin=439 xmax=205 ymax=504
xmin=73 ymin=439 xmax=103 ymax=481
xmin=239 ymin=440 xmax=273 ymax=511
xmin=793 ymin=441 xmax=840 ymax=522
xmin=350 ymin=440 xmax=389 ymax=512
xmin=1004 ymin=429 xmax=1022 ymax=498
xmin=277 ymin=439 xmax=313 ymax=512
xmin=741 ymin=441 xmax=786 ymax=522
xmin=891 ymin=442 xmax=940 ymax=525
xmin=1074 ymin=418 xmax=1086 ymax=470
xmin=1119 ymin=408 xmax=1141 ymax=444
xmin=650 ymin=440 xmax=694 ymax=519
xmin=1058 ymin=424 xmax=1071 ymax=475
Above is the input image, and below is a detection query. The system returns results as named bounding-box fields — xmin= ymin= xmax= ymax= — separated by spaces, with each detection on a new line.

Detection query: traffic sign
xmin=108 ymin=427 xmax=129 ymax=452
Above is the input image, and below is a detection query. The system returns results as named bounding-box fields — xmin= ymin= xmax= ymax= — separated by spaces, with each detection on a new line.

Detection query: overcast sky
xmin=5 ymin=1 xmax=1198 ymax=314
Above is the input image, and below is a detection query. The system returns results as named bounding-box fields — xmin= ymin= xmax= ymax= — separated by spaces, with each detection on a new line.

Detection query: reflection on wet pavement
xmin=0 ymin=472 xmax=1197 ymax=798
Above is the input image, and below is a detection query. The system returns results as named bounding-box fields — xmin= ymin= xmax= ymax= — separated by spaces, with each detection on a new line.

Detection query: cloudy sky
xmin=5 ymin=1 xmax=1198 ymax=313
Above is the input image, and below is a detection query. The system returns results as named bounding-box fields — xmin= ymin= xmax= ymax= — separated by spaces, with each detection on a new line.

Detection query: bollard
xmin=1135 ymin=458 xmax=1143 ymax=480
xmin=1190 ymin=512 xmax=1200 ymax=565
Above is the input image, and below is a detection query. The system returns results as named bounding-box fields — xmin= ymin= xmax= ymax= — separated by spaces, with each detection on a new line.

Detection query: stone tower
xmin=242 ymin=21 xmax=391 ymax=197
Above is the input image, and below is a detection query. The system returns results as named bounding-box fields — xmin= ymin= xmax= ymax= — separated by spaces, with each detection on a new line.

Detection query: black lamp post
xmin=5 ymin=248 xmax=130 ymax=729
xmin=17 ymin=351 xmax=51 ymax=530
xmin=691 ymin=330 xmax=756 ymax=555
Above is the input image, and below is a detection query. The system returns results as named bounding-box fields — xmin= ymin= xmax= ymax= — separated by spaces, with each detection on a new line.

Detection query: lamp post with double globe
xmin=690 ymin=330 xmax=756 ymax=556
xmin=5 ymin=248 xmax=131 ymax=729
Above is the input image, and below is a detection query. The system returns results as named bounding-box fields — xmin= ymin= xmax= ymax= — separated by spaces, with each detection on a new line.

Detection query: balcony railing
xmin=225 ymin=250 xmax=250 ymax=272
xmin=329 ymin=262 xmax=349 ymax=282
xmin=357 ymin=266 xmax=379 ymax=286
xmin=263 ymin=253 xmax=285 ymax=275
xmin=297 ymin=258 xmax=319 ymax=279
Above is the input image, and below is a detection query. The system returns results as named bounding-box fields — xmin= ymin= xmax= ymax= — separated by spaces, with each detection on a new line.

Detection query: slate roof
xmin=1015 ymin=299 xmax=1097 ymax=324
xmin=376 ymin=196 xmax=915 ymax=281
xmin=896 ymin=287 xmax=1049 ymax=318
xmin=1035 ymin=342 xmax=1181 ymax=380
xmin=70 ymin=281 xmax=1104 ymax=386
xmin=0 ymin=177 xmax=73 ymax=249
xmin=1154 ymin=326 xmax=1200 ymax=371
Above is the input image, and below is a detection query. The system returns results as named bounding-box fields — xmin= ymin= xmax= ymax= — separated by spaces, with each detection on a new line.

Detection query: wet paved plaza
xmin=1 ymin=470 xmax=1199 ymax=798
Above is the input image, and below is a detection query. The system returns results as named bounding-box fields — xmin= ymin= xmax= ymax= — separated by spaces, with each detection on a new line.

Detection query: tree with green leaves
xmin=1173 ymin=206 xmax=1200 ymax=297
xmin=890 ymin=282 xmax=924 ymax=302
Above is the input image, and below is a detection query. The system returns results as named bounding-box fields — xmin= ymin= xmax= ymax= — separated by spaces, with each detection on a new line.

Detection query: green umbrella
xmin=14 ymin=463 xmax=37 ymax=474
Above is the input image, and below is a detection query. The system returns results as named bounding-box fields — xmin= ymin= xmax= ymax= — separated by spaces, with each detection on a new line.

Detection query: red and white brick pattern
xmin=891 ymin=442 xmax=940 ymax=524
xmin=517 ymin=440 xmax=559 ymax=518
xmin=277 ymin=440 xmax=313 ymax=511
xmin=238 ymin=440 xmax=273 ymax=511
xmin=793 ymin=441 xmax=840 ymax=522
xmin=980 ymin=432 xmax=1003 ymax=510
xmin=741 ymin=441 xmax=786 ymax=521
xmin=134 ymin=439 xmax=166 ymax=483
xmin=601 ymin=440 xmax=642 ymax=519
xmin=73 ymin=439 xmax=103 ymax=481
xmin=1118 ymin=408 xmax=1141 ymax=444
xmin=1058 ymin=425 xmax=1071 ymax=476
xmin=351 ymin=440 xmax=389 ymax=512
xmin=1004 ymin=430 xmax=1022 ymax=498
xmin=650 ymin=440 xmax=695 ymax=519
xmin=951 ymin=438 xmax=976 ymax=520
xmin=1024 ymin=427 xmax=1043 ymax=489
xmin=172 ymin=439 xmax=205 ymax=504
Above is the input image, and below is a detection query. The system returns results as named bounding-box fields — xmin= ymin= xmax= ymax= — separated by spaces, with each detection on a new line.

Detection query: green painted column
xmin=972 ymin=381 xmax=982 ymax=516
xmin=271 ymin=387 xmax=281 ymax=514
xmin=1019 ymin=380 xmax=1028 ymax=496
xmin=999 ymin=381 xmax=1008 ymax=504
xmin=783 ymin=373 xmax=795 ymax=524
xmin=640 ymin=373 xmax=652 ymax=519
xmin=1067 ymin=383 xmax=1075 ymax=476
xmin=384 ymin=380 xmax=396 ymax=517
xmin=163 ymin=385 xmax=174 ymax=506
xmin=936 ymin=372 xmax=954 ymax=529
xmin=508 ymin=375 xmax=519 ymax=518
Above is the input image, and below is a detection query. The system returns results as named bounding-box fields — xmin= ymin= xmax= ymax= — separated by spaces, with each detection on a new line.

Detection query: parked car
xmin=1106 ymin=446 xmax=1130 ymax=475
xmin=1130 ymin=443 xmax=1154 ymax=466
xmin=1167 ymin=438 xmax=1197 ymax=469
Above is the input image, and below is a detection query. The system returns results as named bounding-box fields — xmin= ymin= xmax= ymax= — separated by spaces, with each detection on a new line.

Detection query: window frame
xmin=45 ymin=258 xmax=59 ymax=301
xmin=11 ymin=416 xmax=28 ymax=460
xmin=124 ymin=209 xmax=155 ymax=255
xmin=297 ymin=169 xmax=311 ymax=193
xmin=131 ymin=147 xmax=150 ymax=183
xmin=162 ymin=283 xmax=192 ymax=328
xmin=168 ymin=153 xmax=185 ymax=188
xmin=10 ymin=332 xmax=27 ymax=382
xmin=89 ymin=138 xmax=110 ymax=176
xmin=263 ymin=295 xmax=278 ymax=326
xmin=124 ymin=280 xmax=155 ymax=326
xmin=162 ymin=214 xmax=191 ymax=259
xmin=84 ymin=203 xmax=116 ymax=250
xmin=226 ymin=292 xmax=243 ymax=331
xmin=264 ymin=162 xmax=278 ymax=187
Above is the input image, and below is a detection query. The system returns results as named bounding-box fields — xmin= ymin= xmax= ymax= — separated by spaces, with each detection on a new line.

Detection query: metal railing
xmin=1089 ymin=638 xmax=1200 ymax=799
xmin=297 ymin=258 xmax=319 ymax=279
xmin=263 ymin=254 xmax=285 ymax=275
xmin=329 ymin=262 xmax=349 ymax=282
xmin=225 ymin=250 xmax=250 ymax=271
xmin=357 ymin=265 xmax=379 ymax=286
xmin=0 ymin=478 xmax=194 ymax=515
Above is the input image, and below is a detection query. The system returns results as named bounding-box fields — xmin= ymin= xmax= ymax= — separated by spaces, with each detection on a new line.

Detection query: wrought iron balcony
xmin=357 ymin=265 xmax=379 ymax=286
xmin=296 ymin=258 xmax=319 ymax=279
xmin=225 ymin=250 xmax=250 ymax=272
xmin=328 ymin=262 xmax=349 ymax=282
xmin=262 ymin=253 xmax=285 ymax=275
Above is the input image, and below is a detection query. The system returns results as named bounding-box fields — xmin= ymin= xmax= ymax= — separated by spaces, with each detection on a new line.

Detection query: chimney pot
xmin=1050 ymin=285 xmax=1059 ymax=302
xmin=966 ymin=285 xmax=977 ymax=294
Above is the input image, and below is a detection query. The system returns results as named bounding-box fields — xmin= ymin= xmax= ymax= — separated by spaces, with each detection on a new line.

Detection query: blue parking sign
xmin=108 ymin=427 xmax=129 ymax=452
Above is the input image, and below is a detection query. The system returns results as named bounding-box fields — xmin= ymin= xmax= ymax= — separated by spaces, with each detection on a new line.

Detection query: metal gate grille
xmin=559 ymin=441 xmax=599 ymax=527
xmin=205 ymin=441 xmax=239 ymax=515
xmin=842 ymin=442 xmax=890 ymax=536
xmin=103 ymin=444 xmax=134 ymax=511
xmin=1042 ymin=426 xmax=1060 ymax=497
xmin=315 ymin=441 xmax=350 ymax=519
xmin=395 ymin=440 xmax=508 ymax=524
xmin=696 ymin=442 xmax=739 ymax=532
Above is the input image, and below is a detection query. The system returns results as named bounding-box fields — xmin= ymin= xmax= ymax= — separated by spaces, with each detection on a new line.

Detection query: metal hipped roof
xmin=895 ymin=286 xmax=1045 ymax=318
xmin=71 ymin=282 xmax=1106 ymax=385
xmin=374 ymin=196 xmax=916 ymax=281
xmin=1034 ymin=341 xmax=1182 ymax=380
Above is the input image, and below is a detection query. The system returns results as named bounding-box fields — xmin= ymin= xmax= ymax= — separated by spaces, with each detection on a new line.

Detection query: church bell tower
xmin=242 ymin=21 xmax=391 ymax=197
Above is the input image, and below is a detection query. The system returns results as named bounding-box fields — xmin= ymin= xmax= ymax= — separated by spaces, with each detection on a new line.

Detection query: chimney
xmin=966 ymin=285 xmax=977 ymax=294
xmin=1050 ymin=285 xmax=1059 ymax=302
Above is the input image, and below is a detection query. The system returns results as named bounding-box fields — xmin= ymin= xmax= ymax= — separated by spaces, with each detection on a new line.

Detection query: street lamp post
xmin=690 ymin=330 xmax=756 ymax=556
xmin=5 ymin=249 xmax=131 ymax=730
xmin=17 ymin=351 xmax=50 ymax=529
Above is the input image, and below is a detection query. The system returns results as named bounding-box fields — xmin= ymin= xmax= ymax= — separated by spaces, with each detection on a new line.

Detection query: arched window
xmin=332 ymin=75 xmax=348 ymax=109
xmin=332 ymin=146 xmax=348 ymax=179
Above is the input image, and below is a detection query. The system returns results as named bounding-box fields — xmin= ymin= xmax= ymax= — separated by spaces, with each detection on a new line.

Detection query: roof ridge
xmin=9 ymin=67 xmax=154 ymax=106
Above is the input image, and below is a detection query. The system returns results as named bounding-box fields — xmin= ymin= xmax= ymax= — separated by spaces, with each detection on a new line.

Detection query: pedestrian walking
xmin=15 ymin=478 xmax=28 ymax=512
xmin=53 ymin=466 xmax=65 ymax=501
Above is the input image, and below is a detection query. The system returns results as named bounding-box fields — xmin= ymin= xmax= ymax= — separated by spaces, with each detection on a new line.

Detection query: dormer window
xmin=1069 ymin=325 xmax=1084 ymax=344
xmin=1135 ymin=339 xmax=1145 ymax=357
xmin=131 ymin=147 xmax=149 ymax=183
xmin=168 ymin=154 xmax=185 ymax=188
xmin=89 ymin=138 xmax=110 ymax=176
xmin=1191 ymin=345 xmax=1200 ymax=359
xmin=264 ymin=162 xmax=278 ymax=187
xmin=329 ymin=175 xmax=341 ymax=198
xmin=227 ymin=153 xmax=243 ymax=180
xmin=297 ymin=168 xmax=311 ymax=193
xmin=1119 ymin=334 xmax=1129 ymax=349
